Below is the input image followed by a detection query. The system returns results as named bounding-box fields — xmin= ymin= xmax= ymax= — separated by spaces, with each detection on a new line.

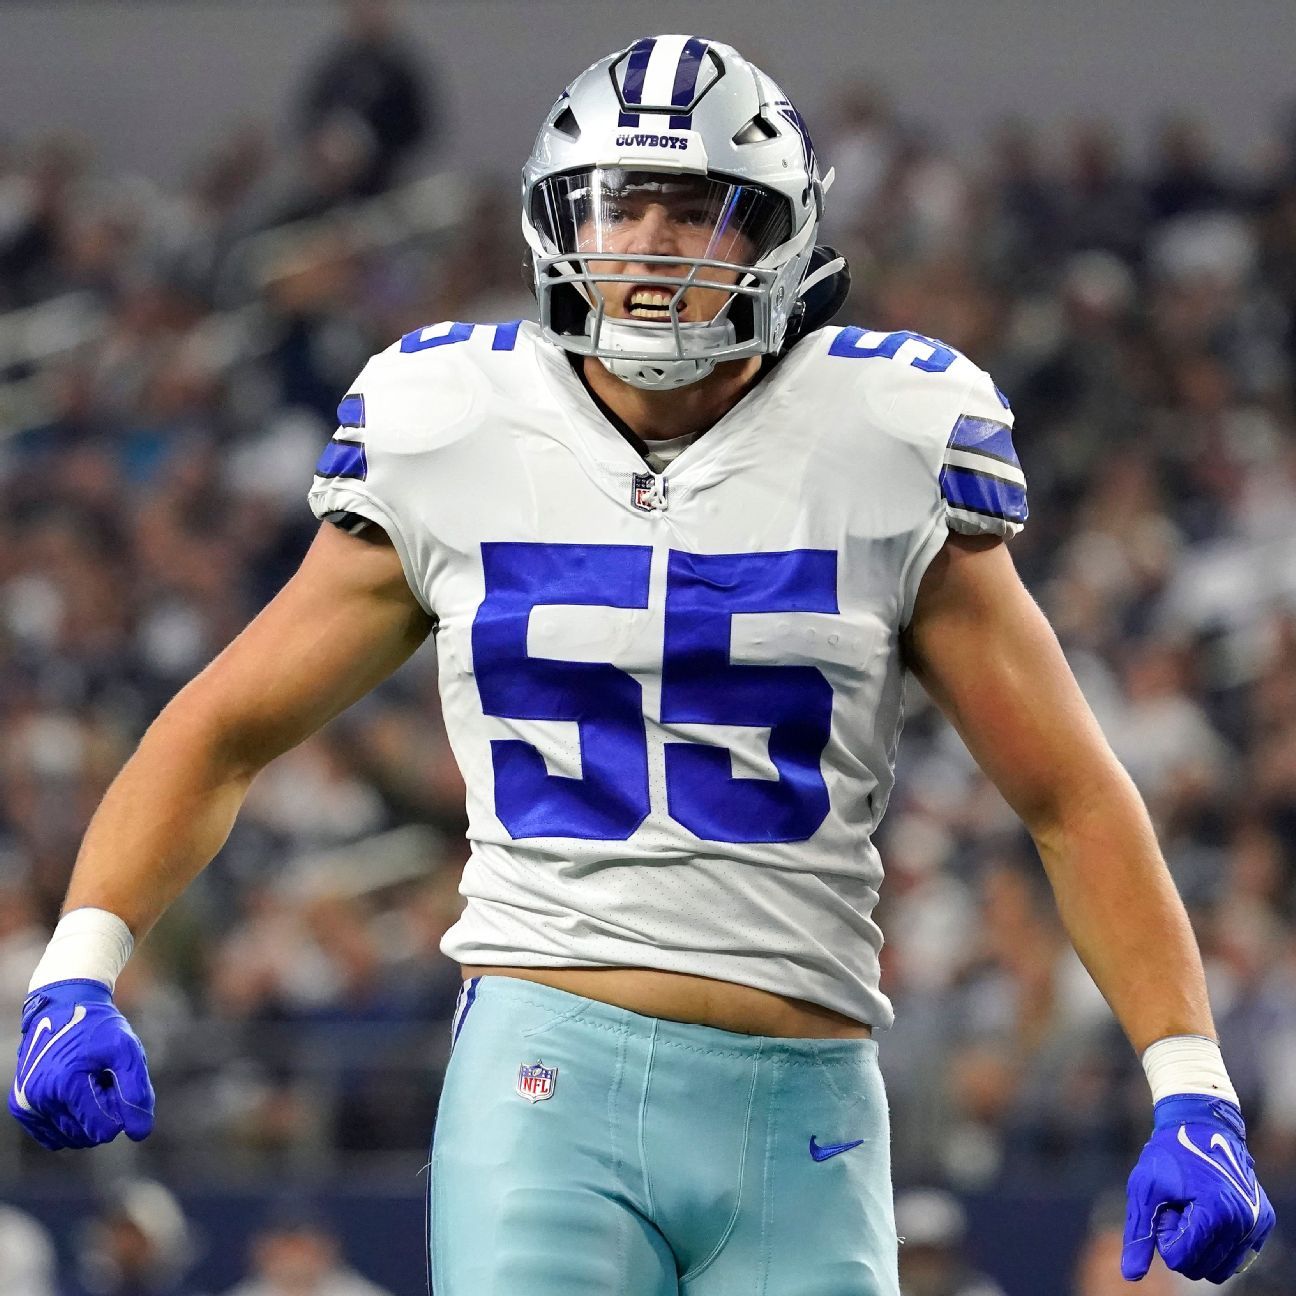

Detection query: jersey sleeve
xmin=938 ymin=365 xmax=1027 ymax=540
xmin=886 ymin=347 xmax=1026 ymax=626
xmin=307 ymin=342 xmax=437 ymax=615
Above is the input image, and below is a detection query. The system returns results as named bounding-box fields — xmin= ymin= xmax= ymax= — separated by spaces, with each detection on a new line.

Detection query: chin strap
xmin=586 ymin=314 xmax=738 ymax=391
xmin=796 ymin=255 xmax=847 ymax=300
xmin=782 ymin=244 xmax=852 ymax=349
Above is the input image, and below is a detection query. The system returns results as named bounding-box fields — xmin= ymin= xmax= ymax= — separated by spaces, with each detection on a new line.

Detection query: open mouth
xmin=627 ymin=288 xmax=686 ymax=321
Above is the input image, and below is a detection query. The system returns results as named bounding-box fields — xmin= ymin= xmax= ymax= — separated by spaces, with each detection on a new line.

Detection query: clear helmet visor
xmin=529 ymin=167 xmax=794 ymax=324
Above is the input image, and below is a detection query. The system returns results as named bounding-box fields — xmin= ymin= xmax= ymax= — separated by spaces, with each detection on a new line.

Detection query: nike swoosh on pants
xmin=809 ymin=1136 xmax=864 ymax=1161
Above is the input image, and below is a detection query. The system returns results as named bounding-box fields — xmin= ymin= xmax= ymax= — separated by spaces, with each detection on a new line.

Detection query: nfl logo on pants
xmin=516 ymin=1061 xmax=557 ymax=1103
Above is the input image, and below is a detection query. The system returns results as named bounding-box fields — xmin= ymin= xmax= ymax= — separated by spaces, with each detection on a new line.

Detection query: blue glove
xmin=1122 ymin=1095 xmax=1275 ymax=1284
xmin=9 ymin=978 xmax=155 ymax=1150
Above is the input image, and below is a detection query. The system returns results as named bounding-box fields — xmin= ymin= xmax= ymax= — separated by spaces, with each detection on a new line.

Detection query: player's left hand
xmin=1122 ymin=1095 xmax=1275 ymax=1284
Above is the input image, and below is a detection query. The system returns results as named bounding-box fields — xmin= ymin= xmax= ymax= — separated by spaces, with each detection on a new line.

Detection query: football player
xmin=11 ymin=35 xmax=1274 ymax=1295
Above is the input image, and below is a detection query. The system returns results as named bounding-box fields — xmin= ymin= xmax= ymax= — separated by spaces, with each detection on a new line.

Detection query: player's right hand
xmin=9 ymin=978 xmax=154 ymax=1150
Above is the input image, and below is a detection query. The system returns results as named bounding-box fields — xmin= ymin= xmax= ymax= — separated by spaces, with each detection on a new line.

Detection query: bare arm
xmin=63 ymin=521 xmax=434 ymax=937
xmin=903 ymin=533 xmax=1213 ymax=1054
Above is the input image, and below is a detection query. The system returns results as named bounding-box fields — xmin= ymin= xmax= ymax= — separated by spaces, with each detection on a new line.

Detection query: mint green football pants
xmin=428 ymin=975 xmax=899 ymax=1295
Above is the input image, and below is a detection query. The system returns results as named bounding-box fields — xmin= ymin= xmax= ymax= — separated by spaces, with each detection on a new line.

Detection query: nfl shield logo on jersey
xmin=516 ymin=1060 xmax=558 ymax=1102
xmin=632 ymin=472 xmax=666 ymax=512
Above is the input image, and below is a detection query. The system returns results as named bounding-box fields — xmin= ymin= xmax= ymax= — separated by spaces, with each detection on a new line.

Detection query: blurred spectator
xmin=983 ymin=119 xmax=1065 ymax=284
xmin=295 ymin=0 xmax=437 ymax=200
xmin=0 ymin=1203 xmax=57 ymax=1296
xmin=1010 ymin=250 xmax=1142 ymax=465
xmin=873 ymin=134 xmax=974 ymax=261
xmin=72 ymin=1180 xmax=198 ymax=1296
xmin=221 ymin=1208 xmax=392 ymax=1296
xmin=895 ymin=1189 xmax=1004 ymax=1296
xmin=1148 ymin=116 xmax=1234 ymax=226
xmin=0 ymin=135 xmax=86 ymax=309
xmin=822 ymin=84 xmax=899 ymax=236
xmin=0 ymin=854 xmax=49 ymax=1006
xmin=1057 ymin=121 xmax=1150 ymax=264
xmin=933 ymin=858 xmax=1119 ymax=1190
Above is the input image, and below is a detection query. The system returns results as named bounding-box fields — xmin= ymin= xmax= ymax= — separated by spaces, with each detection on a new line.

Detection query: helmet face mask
xmin=522 ymin=36 xmax=826 ymax=390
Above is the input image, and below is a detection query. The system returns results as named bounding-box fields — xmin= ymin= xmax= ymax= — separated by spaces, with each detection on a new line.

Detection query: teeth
xmin=629 ymin=289 xmax=682 ymax=317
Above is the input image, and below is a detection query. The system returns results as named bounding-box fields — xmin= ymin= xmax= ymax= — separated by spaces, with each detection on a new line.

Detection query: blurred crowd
xmin=0 ymin=1180 xmax=400 ymax=1296
xmin=1 ymin=3 xmax=1296 ymax=1290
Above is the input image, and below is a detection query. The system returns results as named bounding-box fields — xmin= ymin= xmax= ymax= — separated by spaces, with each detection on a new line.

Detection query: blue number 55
xmin=472 ymin=543 xmax=838 ymax=844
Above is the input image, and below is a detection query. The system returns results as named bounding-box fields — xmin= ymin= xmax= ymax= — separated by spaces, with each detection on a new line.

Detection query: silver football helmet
xmin=522 ymin=36 xmax=836 ymax=390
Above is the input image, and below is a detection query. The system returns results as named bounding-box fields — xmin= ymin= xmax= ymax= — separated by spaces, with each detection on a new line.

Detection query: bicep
xmin=902 ymin=534 xmax=1129 ymax=832
xmin=166 ymin=520 xmax=435 ymax=772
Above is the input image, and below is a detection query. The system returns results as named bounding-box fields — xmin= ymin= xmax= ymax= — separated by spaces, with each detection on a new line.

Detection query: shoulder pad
xmin=340 ymin=319 xmax=530 ymax=450
xmin=817 ymin=324 xmax=1026 ymax=537
xmin=304 ymin=320 xmax=526 ymax=613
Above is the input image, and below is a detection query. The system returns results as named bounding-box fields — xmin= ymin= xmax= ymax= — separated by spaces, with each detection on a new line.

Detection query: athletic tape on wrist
xmin=1142 ymin=1034 xmax=1239 ymax=1107
xmin=28 ymin=907 xmax=134 ymax=993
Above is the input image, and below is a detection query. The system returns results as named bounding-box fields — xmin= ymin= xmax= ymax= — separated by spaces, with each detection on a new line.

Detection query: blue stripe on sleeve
xmin=940 ymin=465 xmax=1028 ymax=523
xmin=948 ymin=414 xmax=1020 ymax=468
xmin=337 ymin=393 xmax=365 ymax=428
xmin=315 ymin=440 xmax=368 ymax=481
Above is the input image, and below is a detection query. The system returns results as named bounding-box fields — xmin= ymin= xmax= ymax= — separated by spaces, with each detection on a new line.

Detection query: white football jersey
xmin=308 ymin=319 xmax=1025 ymax=1027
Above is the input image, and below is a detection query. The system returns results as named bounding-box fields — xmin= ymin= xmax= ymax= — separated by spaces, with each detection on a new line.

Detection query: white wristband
xmin=1142 ymin=1034 xmax=1239 ymax=1107
xmin=27 ymin=907 xmax=135 ymax=993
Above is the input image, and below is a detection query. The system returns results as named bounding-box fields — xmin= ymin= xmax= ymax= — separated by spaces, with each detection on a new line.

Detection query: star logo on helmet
xmin=775 ymin=101 xmax=817 ymax=173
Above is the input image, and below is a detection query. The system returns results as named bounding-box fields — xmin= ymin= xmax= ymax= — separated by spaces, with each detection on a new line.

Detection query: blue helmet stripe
xmin=618 ymin=36 xmax=656 ymax=127
xmin=668 ymin=36 xmax=708 ymax=129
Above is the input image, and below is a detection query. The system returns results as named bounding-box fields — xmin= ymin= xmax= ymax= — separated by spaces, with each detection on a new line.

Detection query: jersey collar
xmin=532 ymin=333 xmax=794 ymax=501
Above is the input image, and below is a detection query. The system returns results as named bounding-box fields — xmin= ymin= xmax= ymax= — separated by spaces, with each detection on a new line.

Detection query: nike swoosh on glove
xmin=9 ymin=978 xmax=155 ymax=1150
xmin=1122 ymin=1095 xmax=1276 ymax=1284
